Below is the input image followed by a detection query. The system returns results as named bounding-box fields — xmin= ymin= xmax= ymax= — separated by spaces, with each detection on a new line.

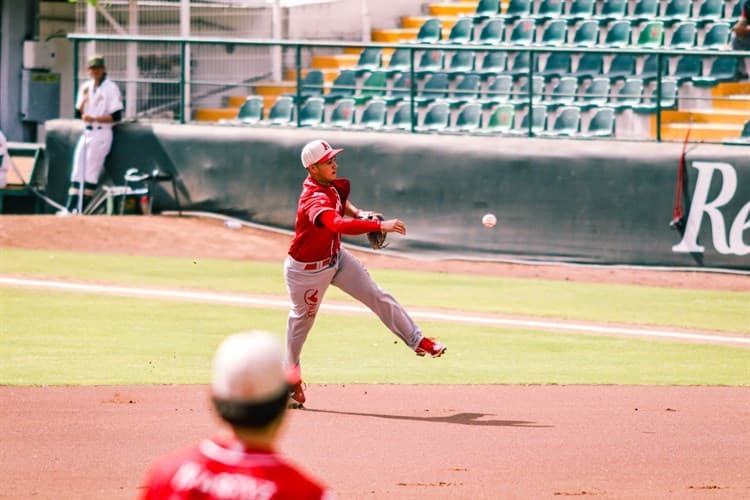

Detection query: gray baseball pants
xmin=284 ymin=248 xmax=423 ymax=368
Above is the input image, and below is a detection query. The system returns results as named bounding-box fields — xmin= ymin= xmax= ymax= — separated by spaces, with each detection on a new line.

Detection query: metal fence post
xmin=409 ymin=47 xmax=416 ymax=133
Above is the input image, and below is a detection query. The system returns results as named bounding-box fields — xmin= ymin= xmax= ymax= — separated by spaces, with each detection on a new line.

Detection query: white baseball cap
xmin=211 ymin=331 xmax=289 ymax=404
xmin=300 ymin=139 xmax=343 ymax=168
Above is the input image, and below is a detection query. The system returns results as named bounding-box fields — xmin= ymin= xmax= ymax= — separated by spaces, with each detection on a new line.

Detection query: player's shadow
xmin=304 ymin=408 xmax=550 ymax=428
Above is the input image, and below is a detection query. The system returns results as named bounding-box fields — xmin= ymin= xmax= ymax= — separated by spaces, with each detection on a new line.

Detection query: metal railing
xmin=68 ymin=33 xmax=750 ymax=141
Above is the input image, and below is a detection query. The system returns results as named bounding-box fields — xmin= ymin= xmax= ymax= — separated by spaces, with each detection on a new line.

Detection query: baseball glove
xmin=357 ymin=211 xmax=388 ymax=250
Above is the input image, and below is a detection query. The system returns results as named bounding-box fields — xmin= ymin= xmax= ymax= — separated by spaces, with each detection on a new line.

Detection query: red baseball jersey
xmin=288 ymin=177 xmax=350 ymax=262
xmin=139 ymin=436 xmax=331 ymax=500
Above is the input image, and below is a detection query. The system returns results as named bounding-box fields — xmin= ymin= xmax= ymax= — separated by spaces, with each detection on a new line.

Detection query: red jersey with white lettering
xmin=139 ymin=436 xmax=331 ymax=500
xmin=288 ymin=177 xmax=350 ymax=262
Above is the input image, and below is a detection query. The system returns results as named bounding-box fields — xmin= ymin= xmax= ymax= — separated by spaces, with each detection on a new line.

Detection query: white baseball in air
xmin=482 ymin=213 xmax=497 ymax=228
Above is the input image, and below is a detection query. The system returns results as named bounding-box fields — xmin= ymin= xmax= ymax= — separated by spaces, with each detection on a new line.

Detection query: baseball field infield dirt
xmin=1 ymin=215 xmax=748 ymax=499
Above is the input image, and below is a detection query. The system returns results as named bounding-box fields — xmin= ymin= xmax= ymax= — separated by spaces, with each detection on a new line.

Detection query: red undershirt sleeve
xmin=318 ymin=210 xmax=381 ymax=235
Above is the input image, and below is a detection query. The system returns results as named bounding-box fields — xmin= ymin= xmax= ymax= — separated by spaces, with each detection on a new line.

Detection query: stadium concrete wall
xmin=44 ymin=119 xmax=750 ymax=270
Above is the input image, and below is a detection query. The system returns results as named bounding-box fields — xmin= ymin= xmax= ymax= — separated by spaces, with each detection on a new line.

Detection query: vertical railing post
xmin=527 ymin=50 xmax=535 ymax=137
xmin=409 ymin=47 xmax=416 ymax=133
xmin=179 ymin=41 xmax=186 ymax=124
xmin=72 ymin=40 xmax=80 ymax=106
xmin=295 ymin=44 xmax=302 ymax=127
xmin=655 ymin=52 xmax=663 ymax=142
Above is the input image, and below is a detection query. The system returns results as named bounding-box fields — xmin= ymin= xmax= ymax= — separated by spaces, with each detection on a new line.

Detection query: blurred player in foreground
xmin=139 ymin=331 xmax=333 ymax=499
xmin=284 ymin=139 xmax=446 ymax=409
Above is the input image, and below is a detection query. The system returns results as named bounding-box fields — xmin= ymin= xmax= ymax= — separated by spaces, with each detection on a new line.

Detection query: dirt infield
xmin=1 ymin=215 xmax=749 ymax=499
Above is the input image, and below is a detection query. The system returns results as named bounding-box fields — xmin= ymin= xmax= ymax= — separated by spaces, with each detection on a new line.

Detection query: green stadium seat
xmin=476 ymin=19 xmax=504 ymax=45
xmin=298 ymin=97 xmax=324 ymax=127
xmin=448 ymin=102 xmax=483 ymax=132
xmin=538 ymin=105 xmax=581 ymax=136
xmin=693 ymin=0 xmax=725 ymax=27
xmin=592 ymin=0 xmax=628 ymax=25
xmin=575 ymin=77 xmax=610 ymax=110
xmin=598 ymin=20 xmax=631 ymax=48
xmin=545 ymin=76 xmax=578 ymax=109
xmin=474 ymin=50 xmax=508 ymax=79
xmin=636 ymin=21 xmax=664 ymax=48
xmin=324 ymin=70 xmax=358 ymax=104
xmin=412 ymin=18 xmax=442 ymax=44
xmin=477 ymin=103 xmax=516 ymax=134
xmin=578 ymin=107 xmax=616 ymax=137
xmin=536 ymin=19 xmax=568 ymax=47
xmin=610 ymin=77 xmax=644 ymax=111
xmin=264 ymin=96 xmax=294 ymax=126
xmin=538 ymin=51 xmax=572 ymax=81
xmin=356 ymin=99 xmax=387 ymax=129
xmin=479 ymin=74 xmax=514 ymax=108
xmin=235 ymin=96 xmax=264 ymax=124
xmin=702 ymin=22 xmax=731 ymax=50
xmin=416 ymin=100 xmax=451 ymax=132
xmin=692 ymin=56 xmax=742 ymax=86
xmin=353 ymin=70 xmax=387 ymax=105
xmin=625 ymin=0 xmax=659 ymax=25
xmin=384 ymin=73 xmax=413 ymax=106
xmin=571 ymin=20 xmax=600 ymax=47
xmin=415 ymin=49 xmax=445 ymax=78
xmin=569 ymin=52 xmax=604 ymax=82
xmin=285 ymin=70 xmax=324 ymax=103
xmin=667 ymin=21 xmax=697 ymax=49
xmin=448 ymin=18 xmax=474 ymax=44
xmin=352 ymin=47 xmax=382 ymax=76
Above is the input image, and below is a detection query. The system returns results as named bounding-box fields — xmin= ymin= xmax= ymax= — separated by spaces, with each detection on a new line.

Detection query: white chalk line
xmin=1 ymin=276 xmax=748 ymax=346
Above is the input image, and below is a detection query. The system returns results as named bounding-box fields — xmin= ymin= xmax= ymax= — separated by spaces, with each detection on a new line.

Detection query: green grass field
xmin=1 ymin=248 xmax=748 ymax=386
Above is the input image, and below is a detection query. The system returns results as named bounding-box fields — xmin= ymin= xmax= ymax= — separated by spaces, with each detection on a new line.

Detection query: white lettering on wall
xmin=672 ymin=161 xmax=750 ymax=256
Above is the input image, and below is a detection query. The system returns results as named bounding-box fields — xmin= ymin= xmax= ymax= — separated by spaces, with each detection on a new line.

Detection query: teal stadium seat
xmin=657 ymin=0 xmax=692 ymax=26
xmin=469 ymin=0 xmax=501 ymax=24
xmin=384 ymin=47 xmax=410 ymax=77
xmin=531 ymin=0 xmax=565 ymax=24
xmin=607 ymin=53 xmax=637 ymax=82
xmin=415 ymin=72 xmax=450 ymax=107
xmin=506 ymin=18 xmax=536 ymax=45
xmin=326 ymin=98 xmax=355 ymax=128
xmin=579 ymin=107 xmax=616 ymax=137
xmin=298 ymin=97 xmax=324 ymax=127
xmin=448 ymin=18 xmax=474 ymax=44
xmin=479 ymin=74 xmax=514 ymax=108
xmin=415 ymin=49 xmax=444 ymax=78
xmin=539 ymin=105 xmax=581 ymax=136
xmin=385 ymin=73 xmax=412 ymax=106
xmin=538 ymin=52 xmax=572 ymax=81
xmin=496 ymin=0 xmax=533 ymax=24
xmin=667 ymin=21 xmax=697 ymax=49
xmin=640 ymin=53 xmax=671 ymax=83
xmin=693 ymin=0 xmax=725 ymax=27
xmin=702 ymin=23 xmax=731 ymax=50
xmin=285 ymin=70 xmax=324 ymax=102
xmin=412 ymin=18 xmax=442 ymax=43
xmin=592 ymin=0 xmax=628 ymax=25
xmin=417 ymin=100 xmax=451 ymax=132
xmin=626 ymin=0 xmax=659 ymax=24
xmin=610 ymin=77 xmax=644 ymax=111
xmin=445 ymin=50 xmax=476 ymax=78
xmin=449 ymin=102 xmax=483 ymax=132
xmin=356 ymin=99 xmax=387 ymax=129
xmin=507 ymin=51 xmax=539 ymax=80
xmin=324 ymin=70 xmax=357 ymax=104
xmin=692 ymin=56 xmax=742 ymax=86
xmin=236 ymin=96 xmax=263 ymax=124
xmin=575 ymin=77 xmax=610 ymax=110
xmin=569 ymin=52 xmax=604 ymax=82
xmin=447 ymin=73 xmax=481 ymax=108
xmin=671 ymin=54 xmax=703 ymax=84
xmin=633 ymin=78 xmax=678 ymax=112
xmin=352 ymin=47 xmax=382 ymax=76
xmin=563 ymin=0 xmax=595 ymax=24
xmin=264 ymin=96 xmax=294 ymax=126
xmin=474 ymin=50 xmax=507 ymax=79
xmin=545 ymin=76 xmax=579 ymax=109
xmin=476 ymin=19 xmax=504 ymax=45
xmin=571 ymin=20 xmax=600 ymax=47
xmin=509 ymin=75 xmax=545 ymax=107
xmin=598 ymin=20 xmax=631 ymax=48
xmin=389 ymin=102 xmax=413 ymax=131
xmin=510 ymin=104 xmax=548 ymax=135
xmin=537 ymin=19 xmax=568 ymax=47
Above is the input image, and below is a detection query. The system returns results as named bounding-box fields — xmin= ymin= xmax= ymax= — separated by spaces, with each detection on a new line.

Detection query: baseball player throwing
xmin=64 ymin=55 xmax=123 ymax=214
xmin=285 ymin=139 xmax=446 ymax=408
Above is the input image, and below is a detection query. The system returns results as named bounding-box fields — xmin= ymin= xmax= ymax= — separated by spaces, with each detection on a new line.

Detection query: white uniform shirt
xmin=76 ymin=76 xmax=123 ymax=126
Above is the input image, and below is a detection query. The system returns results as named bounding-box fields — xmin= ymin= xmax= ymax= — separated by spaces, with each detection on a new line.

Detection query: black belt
xmin=85 ymin=125 xmax=103 ymax=130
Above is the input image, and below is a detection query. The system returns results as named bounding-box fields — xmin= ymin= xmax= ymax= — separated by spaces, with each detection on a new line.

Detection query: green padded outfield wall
xmin=44 ymin=120 xmax=750 ymax=270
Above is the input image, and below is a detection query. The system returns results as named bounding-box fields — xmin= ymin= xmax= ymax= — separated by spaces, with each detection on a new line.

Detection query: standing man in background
xmin=64 ymin=55 xmax=123 ymax=214
xmin=139 ymin=331 xmax=333 ymax=499
xmin=731 ymin=0 xmax=750 ymax=79
xmin=0 ymin=130 xmax=9 ymax=188
xmin=284 ymin=139 xmax=447 ymax=409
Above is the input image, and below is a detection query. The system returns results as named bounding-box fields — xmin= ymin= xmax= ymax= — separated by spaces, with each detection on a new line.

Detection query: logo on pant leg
xmin=304 ymin=289 xmax=319 ymax=318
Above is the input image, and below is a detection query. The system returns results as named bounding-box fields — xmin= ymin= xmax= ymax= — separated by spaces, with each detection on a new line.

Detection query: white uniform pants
xmin=284 ymin=248 xmax=423 ymax=368
xmin=70 ymin=127 xmax=113 ymax=185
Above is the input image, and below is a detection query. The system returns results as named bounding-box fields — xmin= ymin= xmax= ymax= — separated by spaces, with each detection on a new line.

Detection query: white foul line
xmin=1 ymin=276 xmax=748 ymax=346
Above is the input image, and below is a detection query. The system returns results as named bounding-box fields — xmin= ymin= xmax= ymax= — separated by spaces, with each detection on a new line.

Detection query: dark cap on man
xmin=87 ymin=55 xmax=105 ymax=68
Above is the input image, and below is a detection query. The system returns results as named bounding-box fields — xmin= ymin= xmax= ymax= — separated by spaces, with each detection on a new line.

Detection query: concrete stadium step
xmin=656 ymin=122 xmax=745 ymax=141
xmin=402 ymin=15 xmax=459 ymax=30
xmin=371 ymin=28 xmax=418 ymax=42
xmin=194 ymin=108 xmax=240 ymax=122
xmin=311 ymin=54 xmax=360 ymax=69
xmin=711 ymin=82 xmax=750 ymax=111
xmin=662 ymin=109 xmax=750 ymax=126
